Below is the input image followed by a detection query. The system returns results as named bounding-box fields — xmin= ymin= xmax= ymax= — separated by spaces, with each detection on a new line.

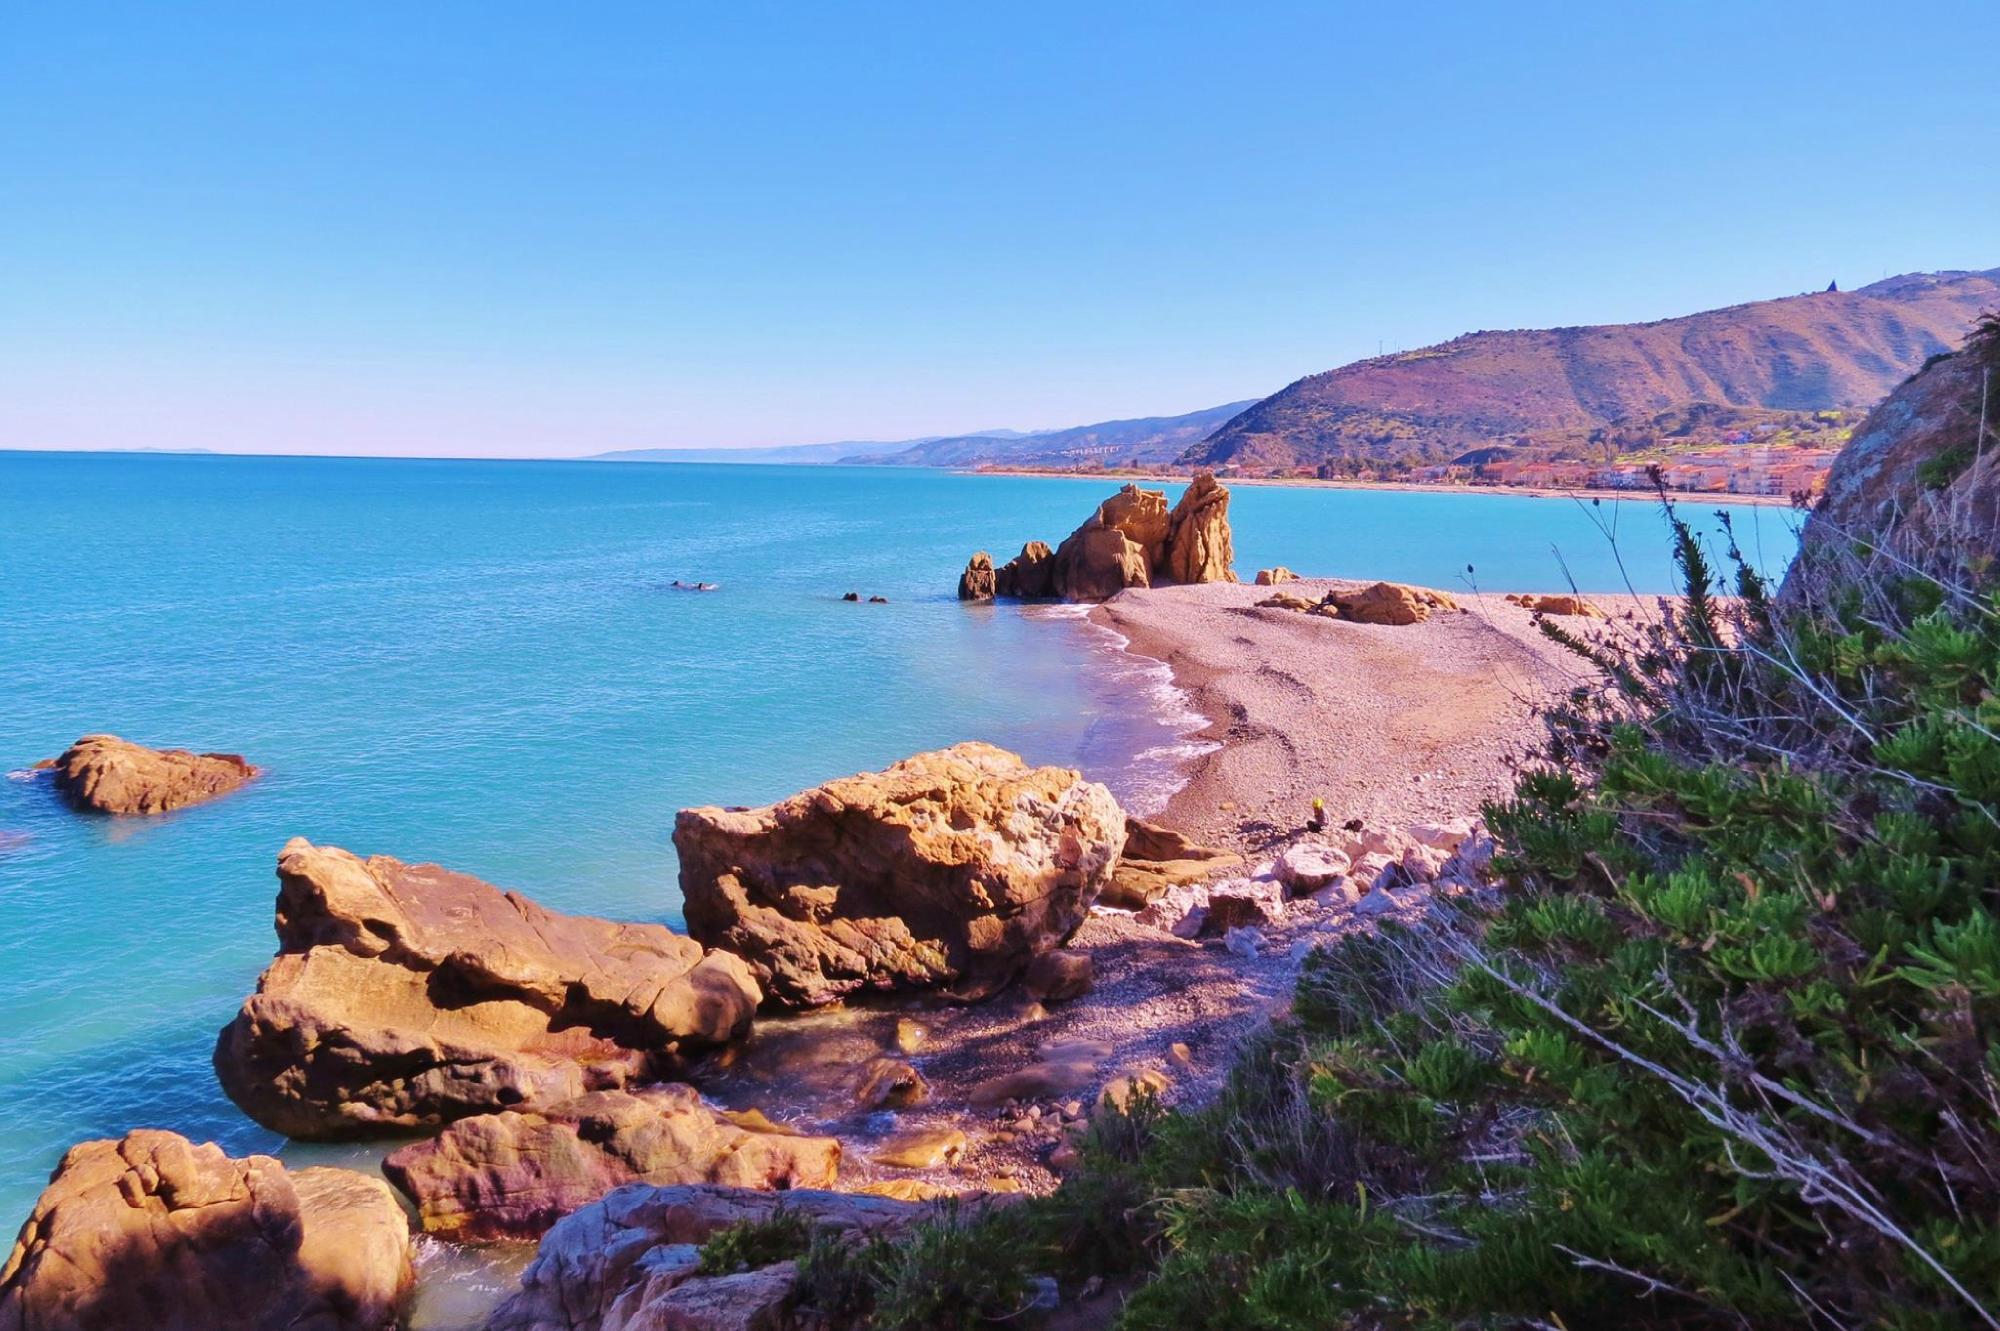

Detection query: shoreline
xmin=966 ymin=466 xmax=1800 ymax=508
xmin=1089 ymin=580 xmax=1595 ymax=851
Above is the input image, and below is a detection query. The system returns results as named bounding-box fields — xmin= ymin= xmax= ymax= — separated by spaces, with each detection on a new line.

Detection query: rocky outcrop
xmin=677 ymin=744 xmax=1125 ymax=1007
xmin=993 ymin=540 xmax=1055 ymax=597
xmin=1787 ymin=335 xmax=2000 ymax=598
xmin=1254 ymin=566 xmax=1298 ymax=586
xmin=214 ymin=839 xmax=761 ymax=1139
xmin=381 ymin=1087 xmax=839 ymax=1241
xmin=44 ymin=734 xmax=257 ymax=815
xmin=0 ymin=1130 xmax=410 ymax=1331
xmin=956 ymin=552 xmax=996 ymax=601
xmin=485 ymin=1186 xmax=931 ymax=1331
xmin=1333 ymin=581 xmax=1461 ymax=625
xmin=1255 ymin=581 xmax=1461 ymax=626
xmin=1102 ymin=816 xmax=1241 ymax=909
xmin=1506 ymin=593 xmax=1602 ymax=617
xmin=958 ymin=475 xmax=1238 ymax=602
xmin=1162 ymin=472 xmax=1235 ymax=584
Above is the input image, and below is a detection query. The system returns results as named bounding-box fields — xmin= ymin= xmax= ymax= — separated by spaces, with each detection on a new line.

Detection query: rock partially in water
xmin=485 ymin=1185 xmax=929 ymax=1331
xmin=676 ymin=743 xmax=1126 ymax=1007
xmin=382 ymin=1086 xmax=839 ymax=1241
xmin=956 ymin=551 xmax=996 ymax=601
xmin=851 ymin=1057 xmax=929 ymax=1110
xmin=0 ymin=1130 xmax=410 ymax=1331
xmin=214 ymin=838 xmax=761 ymax=1139
xmin=44 ymin=733 xmax=257 ymax=815
xmin=993 ymin=540 xmax=1056 ymax=598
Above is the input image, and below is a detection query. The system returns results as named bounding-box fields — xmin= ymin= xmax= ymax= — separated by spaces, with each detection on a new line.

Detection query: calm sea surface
xmin=0 ymin=451 xmax=1801 ymax=1233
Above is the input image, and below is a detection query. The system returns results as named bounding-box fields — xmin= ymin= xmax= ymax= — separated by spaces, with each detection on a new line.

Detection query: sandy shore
xmin=682 ymin=580 xmax=1606 ymax=1205
xmin=970 ymin=467 xmax=1796 ymax=507
xmin=1095 ymin=580 xmax=1598 ymax=852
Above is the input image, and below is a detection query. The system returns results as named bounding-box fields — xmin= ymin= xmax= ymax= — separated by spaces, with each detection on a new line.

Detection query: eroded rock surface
xmin=1103 ymin=816 xmax=1241 ymax=908
xmin=382 ymin=1086 xmax=838 ymax=1241
xmin=957 ymin=552 xmax=996 ymax=601
xmin=0 ymin=1130 xmax=410 ymax=1331
xmin=215 ymin=839 xmax=761 ymax=1139
xmin=959 ymin=475 xmax=1237 ymax=602
xmin=45 ymin=733 xmax=258 ymax=815
xmin=484 ymin=1185 xmax=929 ymax=1331
xmin=1787 ymin=340 xmax=2000 ymax=597
xmin=676 ymin=743 xmax=1125 ymax=1007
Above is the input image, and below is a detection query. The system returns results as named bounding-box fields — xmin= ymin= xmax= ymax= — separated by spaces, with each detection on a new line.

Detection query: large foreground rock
xmin=677 ymin=743 xmax=1125 ymax=1007
xmin=215 ymin=839 xmax=761 ymax=1139
xmin=485 ymin=1185 xmax=929 ymax=1331
xmin=45 ymin=733 xmax=258 ymax=815
xmin=0 ymin=1130 xmax=410 ymax=1331
xmin=383 ymin=1087 xmax=841 ymax=1240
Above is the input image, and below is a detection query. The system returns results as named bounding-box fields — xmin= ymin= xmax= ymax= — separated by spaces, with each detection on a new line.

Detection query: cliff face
xmin=1186 ymin=269 xmax=2000 ymax=470
xmin=1785 ymin=324 xmax=2000 ymax=597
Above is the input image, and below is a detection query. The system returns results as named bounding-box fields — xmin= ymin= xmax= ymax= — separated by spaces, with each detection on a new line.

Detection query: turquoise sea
xmin=0 ymin=451 xmax=1802 ymax=1236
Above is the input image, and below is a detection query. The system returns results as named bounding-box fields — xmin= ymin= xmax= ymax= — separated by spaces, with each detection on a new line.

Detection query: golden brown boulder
xmin=1163 ymin=472 xmax=1237 ymax=584
xmin=676 ymin=743 xmax=1126 ymax=1007
xmin=1102 ymin=816 xmax=1242 ymax=909
xmin=1254 ymin=566 xmax=1298 ymax=586
xmin=381 ymin=1086 xmax=839 ymax=1241
xmin=1507 ymin=593 xmax=1603 ymax=617
xmin=957 ymin=552 xmax=996 ymax=601
xmin=0 ymin=1131 xmax=410 ymax=1331
xmin=45 ymin=734 xmax=257 ymax=815
xmin=214 ymin=839 xmax=761 ymax=1139
xmin=1332 ymin=581 xmax=1461 ymax=625
xmin=993 ymin=540 xmax=1056 ymax=597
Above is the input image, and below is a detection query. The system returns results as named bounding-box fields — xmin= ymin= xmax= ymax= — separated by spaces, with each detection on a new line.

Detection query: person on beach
xmin=1307 ymin=796 xmax=1326 ymax=833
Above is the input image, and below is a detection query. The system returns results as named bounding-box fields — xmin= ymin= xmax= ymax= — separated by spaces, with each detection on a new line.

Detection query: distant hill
xmin=848 ymin=401 xmax=1259 ymax=468
xmin=1184 ymin=268 xmax=2000 ymax=471
xmin=590 ymin=434 xmax=1021 ymax=466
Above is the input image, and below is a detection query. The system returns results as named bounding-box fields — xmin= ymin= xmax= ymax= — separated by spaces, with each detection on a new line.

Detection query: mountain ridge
xmin=1183 ymin=268 xmax=2000 ymax=471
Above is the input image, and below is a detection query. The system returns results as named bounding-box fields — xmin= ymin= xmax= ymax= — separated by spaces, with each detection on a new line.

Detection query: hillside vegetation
xmin=1187 ymin=269 xmax=2000 ymax=471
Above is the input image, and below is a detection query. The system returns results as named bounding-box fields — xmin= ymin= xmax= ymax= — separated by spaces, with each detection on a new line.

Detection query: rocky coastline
xmin=2 ymin=481 xmax=1601 ymax=1330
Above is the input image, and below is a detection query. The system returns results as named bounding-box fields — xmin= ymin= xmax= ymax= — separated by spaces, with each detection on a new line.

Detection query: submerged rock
xmin=0 ymin=1130 xmax=410 ymax=1331
xmin=676 ymin=743 xmax=1126 ymax=1007
xmin=44 ymin=733 xmax=258 ymax=815
xmin=214 ymin=839 xmax=761 ymax=1139
xmin=382 ymin=1086 xmax=840 ymax=1241
xmin=485 ymin=1185 xmax=931 ymax=1331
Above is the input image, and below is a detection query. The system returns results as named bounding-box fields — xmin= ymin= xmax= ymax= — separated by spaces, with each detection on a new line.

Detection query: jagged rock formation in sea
xmin=958 ymin=473 xmax=1237 ymax=601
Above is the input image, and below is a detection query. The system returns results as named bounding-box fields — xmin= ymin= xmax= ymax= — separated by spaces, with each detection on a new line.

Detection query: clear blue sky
xmin=3 ymin=2 xmax=1996 ymax=458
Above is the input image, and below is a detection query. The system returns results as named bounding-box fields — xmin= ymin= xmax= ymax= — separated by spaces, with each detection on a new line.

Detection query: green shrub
xmin=694 ymin=1207 xmax=817 ymax=1275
